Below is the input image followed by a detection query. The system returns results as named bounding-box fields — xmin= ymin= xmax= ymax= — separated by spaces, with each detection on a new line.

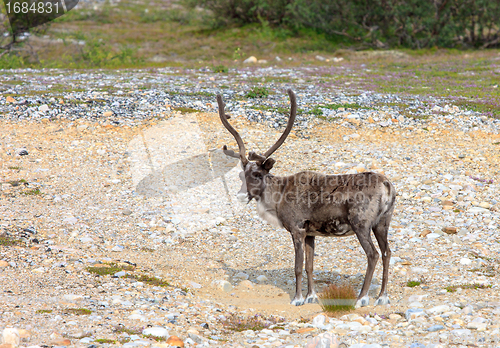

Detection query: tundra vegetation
xmin=0 ymin=0 xmax=499 ymax=68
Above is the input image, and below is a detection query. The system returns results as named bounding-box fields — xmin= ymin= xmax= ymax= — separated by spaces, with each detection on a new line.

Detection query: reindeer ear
xmin=262 ymin=158 xmax=275 ymax=171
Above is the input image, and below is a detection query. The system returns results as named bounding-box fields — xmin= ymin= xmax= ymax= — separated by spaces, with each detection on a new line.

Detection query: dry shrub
xmin=319 ymin=282 xmax=357 ymax=313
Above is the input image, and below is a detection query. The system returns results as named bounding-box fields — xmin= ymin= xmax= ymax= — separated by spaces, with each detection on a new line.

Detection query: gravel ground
xmin=1 ymin=67 xmax=500 ymax=348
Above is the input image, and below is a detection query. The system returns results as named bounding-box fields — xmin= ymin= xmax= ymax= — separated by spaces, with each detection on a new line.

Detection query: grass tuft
xmin=445 ymin=283 xmax=492 ymax=292
xmin=65 ymin=308 xmax=92 ymax=315
xmin=318 ymin=282 xmax=357 ymax=313
xmin=36 ymin=309 xmax=53 ymax=314
xmin=113 ymin=325 xmax=142 ymax=335
xmin=406 ymin=280 xmax=421 ymax=287
xmin=213 ymin=64 xmax=229 ymax=73
xmin=95 ymin=338 xmax=116 ymax=344
xmin=246 ymin=87 xmax=270 ymax=98
xmin=0 ymin=235 xmax=21 ymax=246
xmin=21 ymin=188 xmax=41 ymax=196
xmin=143 ymin=334 xmax=167 ymax=342
xmin=127 ymin=274 xmax=169 ymax=287
xmin=86 ymin=262 xmax=135 ymax=276
xmin=173 ymin=106 xmax=201 ymax=114
xmin=220 ymin=313 xmax=285 ymax=332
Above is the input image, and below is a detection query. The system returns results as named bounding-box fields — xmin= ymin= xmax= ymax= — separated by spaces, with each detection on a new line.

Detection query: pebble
xmin=243 ymin=56 xmax=257 ymax=64
xmin=256 ymin=275 xmax=268 ymax=283
xmin=1 ymin=328 xmax=20 ymax=348
xmin=142 ymin=327 xmax=169 ymax=338
xmin=16 ymin=148 xmax=28 ymax=156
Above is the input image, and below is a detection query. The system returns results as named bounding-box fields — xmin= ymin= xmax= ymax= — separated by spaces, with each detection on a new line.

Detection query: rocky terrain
xmin=1 ymin=66 xmax=500 ymax=348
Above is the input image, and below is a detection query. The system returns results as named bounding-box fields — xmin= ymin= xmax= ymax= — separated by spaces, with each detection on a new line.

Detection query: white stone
xmin=128 ymin=314 xmax=147 ymax=321
xmin=256 ymin=275 xmax=268 ymax=283
xmin=460 ymin=258 xmax=472 ymax=265
xmin=38 ymin=104 xmax=49 ymax=112
xmin=478 ymin=202 xmax=491 ymax=209
xmin=142 ymin=327 xmax=169 ymax=338
xmin=215 ymin=280 xmax=232 ymax=292
xmin=312 ymin=314 xmax=326 ymax=328
xmin=189 ymin=281 xmax=202 ymax=289
xmin=466 ymin=322 xmax=487 ymax=330
xmin=411 ymin=267 xmax=429 ymax=274
xmin=63 ymin=294 xmax=84 ymax=302
xmin=468 ymin=207 xmax=489 ymax=213
xmin=243 ymin=56 xmax=257 ymax=64
xmin=234 ymin=272 xmax=249 ymax=280
xmin=1 ymin=328 xmax=20 ymax=347
xmin=427 ymin=305 xmax=450 ymax=314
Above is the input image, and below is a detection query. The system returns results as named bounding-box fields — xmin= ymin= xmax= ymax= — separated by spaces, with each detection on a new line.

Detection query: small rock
xmin=103 ymin=111 xmax=113 ymax=117
xmin=312 ymin=314 xmax=326 ymax=328
xmin=478 ymin=202 xmax=491 ymax=209
xmin=420 ymin=229 xmax=432 ymax=237
xmin=187 ymin=333 xmax=204 ymax=344
xmin=427 ymin=305 xmax=450 ymax=314
xmin=462 ymin=305 xmax=473 ymax=315
xmin=128 ymin=314 xmax=147 ymax=321
xmin=238 ymin=280 xmax=253 ymax=289
xmin=234 ymin=272 xmax=249 ymax=280
xmin=256 ymin=275 xmax=268 ymax=283
xmin=142 ymin=327 xmax=169 ymax=338
xmin=405 ymin=308 xmax=424 ymax=321
xmin=468 ymin=207 xmax=489 ymax=213
xmin=389 ymin=313 xmax=402 ymax=320
xmin=38 ymin=105 xmax=49 ymax=112
xmin=409 ymin=343 xmax=426 ymax=348
xmin=189 ymin=281 xmax=202 ymax=289
xmin=243 ymin=56 xmax=257 ymax=64
xmin=442 ymin=226 xmax=457 ymax=234
xmin=16 ymin=148 xmax=28 ymax=156
xmin=411 ymin=267 xmax=428 ymax=274
xmin=0 ymin=261 xmax=9 ymax=268
xmin=114 ymin=271 xmax=126 ymax=278
xmin=215 ymin=280 xmax=232 ymax=292
xmin=315 ymin=55 xmax=326 ymax=61
xmin=1 ymin=328 xmax=20 ymax=348
xmin=122 ymin=209 xmax=133 ymax=216
xmin=460 ymin=258 xmax=472 ymax=265
xmin=166 ymin=335 xmax=184 ymax=347
xmin=50 ymin=339 xmax=71 ymax=346
xmin=6 ymin=96 xmax=16 ymax=103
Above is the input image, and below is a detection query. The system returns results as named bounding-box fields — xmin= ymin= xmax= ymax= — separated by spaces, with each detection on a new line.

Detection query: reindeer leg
xmin=304 ymin=236 xmax=318 ymax=304
xmin=373 ymin=212 xmax=393 ymax=306
xmin=350 ymin=218 xmax=379 ymax=308
xmin=290 ymin=229 xmax=306 ymax=306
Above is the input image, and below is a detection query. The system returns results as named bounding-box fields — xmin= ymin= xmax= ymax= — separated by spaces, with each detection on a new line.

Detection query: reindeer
xmin=217 ymin=89 xmax=396 ymax=307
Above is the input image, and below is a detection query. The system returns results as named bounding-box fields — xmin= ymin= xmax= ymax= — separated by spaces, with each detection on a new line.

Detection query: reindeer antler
xmin=217 ymin=94 xmax=249 ymax=166
xmin=263 ymin=89 xmax=297 ymax=158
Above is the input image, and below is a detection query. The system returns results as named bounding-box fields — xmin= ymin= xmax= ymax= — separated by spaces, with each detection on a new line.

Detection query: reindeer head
xmin=217 ymin=89 xmax=297 ymax=203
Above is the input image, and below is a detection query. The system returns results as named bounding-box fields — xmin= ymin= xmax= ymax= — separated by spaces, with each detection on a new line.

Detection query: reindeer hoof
xmin=355 ymin=296 xmax=370 ymax=308
xmin=291 ymin=297 xmax=305 ymax=306
xmin=375 ymin=295 xmax=390 ymax=306
xmin=305 ymin=293 xmax=318 ymax=304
